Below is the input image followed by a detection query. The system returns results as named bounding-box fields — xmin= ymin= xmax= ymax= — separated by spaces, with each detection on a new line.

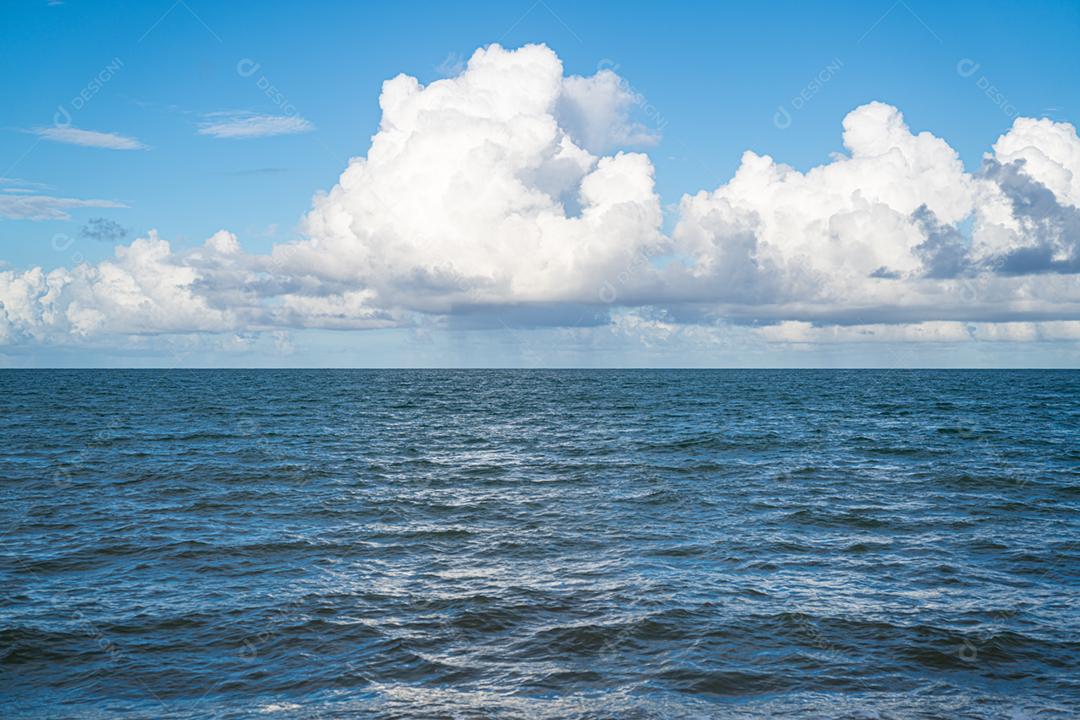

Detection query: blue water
xmin=1 ymin=369 xmax=1078 ymax=718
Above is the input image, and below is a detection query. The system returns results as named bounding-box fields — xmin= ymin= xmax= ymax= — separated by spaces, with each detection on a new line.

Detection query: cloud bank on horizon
xmin=2 ymin=43 xmax=1080 ymax=348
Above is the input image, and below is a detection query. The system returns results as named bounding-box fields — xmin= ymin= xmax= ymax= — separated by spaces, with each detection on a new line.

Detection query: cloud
xmin=674 ymin=102 xmax=977 ymax=304
xmin=912 ymin=206 xmax=970 ymax=279
xmin=0 ymin=228 xmax=395 ymax=345
xmin=991 ymin=117 xmax=1080 ymax=206
xmin=0 ymin=177 xmax=52 ymax=192
xmin=2 ymin=44 xmax=1080 ymax=351
xmin=0 ymin=232 xmax=236 ymax=344
xmin=557 ymin=68 xmax=660 ymax=152
xmin=757 ymin=320 xmax=1080 ymax=344
xmin=79 ymin=217 xmax=128 ymax=242
xmin=0 ymin=194 xmax=126 ymax=221
xmin=198 ymin=113 xmax=314 ymax=139
xmin=220 ymin=167 xmax=289 ymax=176
xmin=975 ymin=159 xmax=1080 ymax=274
xmin=671 ymin=103 xmax=1080 ymax=323
xmin=289 ymin=43 xmax=664 ymax=315
xmin=31 ymin=126 xmax=147 ymax=150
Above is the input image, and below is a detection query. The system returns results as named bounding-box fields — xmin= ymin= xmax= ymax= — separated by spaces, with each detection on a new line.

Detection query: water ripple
xmin=0 ymin=369 xmax=1077 ymax=718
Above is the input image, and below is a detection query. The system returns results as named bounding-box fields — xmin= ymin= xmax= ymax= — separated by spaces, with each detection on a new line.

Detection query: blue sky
xmin=2 ymin=0 xmax=1079 ymax=366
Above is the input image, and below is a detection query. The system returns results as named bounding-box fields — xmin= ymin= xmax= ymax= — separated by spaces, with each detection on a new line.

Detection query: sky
xmin=1 ymin=0 xmax=1079 ymax=367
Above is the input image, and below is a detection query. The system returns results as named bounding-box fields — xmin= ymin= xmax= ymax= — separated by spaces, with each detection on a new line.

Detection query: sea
xmin=1 ymin=369 xmax=1077 ymax=718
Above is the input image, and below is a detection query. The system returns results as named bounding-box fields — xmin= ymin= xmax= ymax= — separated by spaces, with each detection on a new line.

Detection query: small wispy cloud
xmin=0 ymin=176 xmax=52 ymax=192
xmin=0 ymin=194 xmax=127 ymax=221
xmin=198 ymin=113 xmax=314 ymax=139
xmin=31 ymin=126 xmax=147 ymax=150
xmin=79 ymin=217 xmax=129 ymax=242
xmin=220 ymin=167 xmax=289 ymax=176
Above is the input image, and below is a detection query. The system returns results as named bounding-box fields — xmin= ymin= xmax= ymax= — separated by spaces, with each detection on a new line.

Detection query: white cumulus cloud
xmin=0 ymin=232 xmax=236 ymax=344
xmin=288 ymin=43 xmax=664 ymax=314
xmin=2 ymin=44 xmax=1080 ymax=353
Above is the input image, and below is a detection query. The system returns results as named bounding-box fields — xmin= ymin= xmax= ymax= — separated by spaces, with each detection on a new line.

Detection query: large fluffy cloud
xmin=677 ymin=102 xmax=973 ymax=288
xmin=2 ymin=43 xmax=1080 ymax=350
xmin=671 ymin=101 xmax=1080 ymax=324
xmin=287 ymin=43 xmax=664 ymax=315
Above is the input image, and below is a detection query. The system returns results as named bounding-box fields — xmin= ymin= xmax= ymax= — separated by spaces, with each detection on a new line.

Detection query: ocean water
xmin=1 ymin=369 xmax=1078 ymax=719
